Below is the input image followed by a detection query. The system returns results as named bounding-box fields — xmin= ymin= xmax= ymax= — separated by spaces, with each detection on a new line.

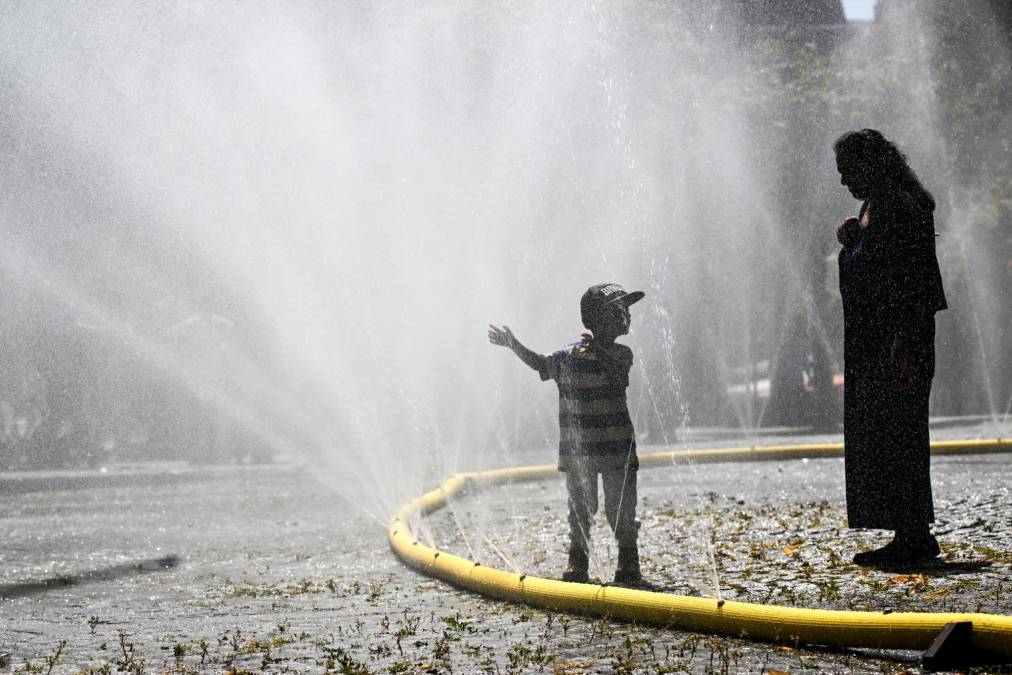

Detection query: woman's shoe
xmin=853 ymin=540 xmax=902 ymax=566
xmin=899 ymin=532 xmax=940 ymax=560
xmin=853 ymin=534 xmax=940 ymax=567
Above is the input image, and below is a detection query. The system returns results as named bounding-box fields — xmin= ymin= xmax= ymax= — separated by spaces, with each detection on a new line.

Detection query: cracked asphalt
xmin=1 ymin=422 xmax=1010 ymax=673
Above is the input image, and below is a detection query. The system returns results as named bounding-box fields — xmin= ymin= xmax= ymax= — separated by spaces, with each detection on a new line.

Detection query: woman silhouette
xmin=834 ymin=129 xmax=947 ymax=567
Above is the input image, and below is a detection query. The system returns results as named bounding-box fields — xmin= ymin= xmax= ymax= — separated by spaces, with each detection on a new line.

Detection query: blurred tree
xmin=740 ymin=0 xmax=846 ymax=27
xmin=920 ymin=0 xmax=1012 ymax=416
xmin=739 ymin=3 xmax=847 ymax=429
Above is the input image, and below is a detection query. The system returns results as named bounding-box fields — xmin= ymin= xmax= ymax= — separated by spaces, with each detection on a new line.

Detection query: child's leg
xmin=601 ymin=467 xmax=639 ymax=547
xmin=565 ymin=466 xmax=598 ymax=553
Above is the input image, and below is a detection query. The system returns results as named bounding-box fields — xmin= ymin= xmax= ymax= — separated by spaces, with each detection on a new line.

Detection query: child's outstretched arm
xmin=488 ymin=324 xmax=545 ymax=372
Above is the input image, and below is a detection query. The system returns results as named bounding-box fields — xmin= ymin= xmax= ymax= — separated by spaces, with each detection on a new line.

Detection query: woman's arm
xmin=876 ymin=194 xmax=946 ymax=384
xmin=879 ymin=196 xmax=946 ymax=320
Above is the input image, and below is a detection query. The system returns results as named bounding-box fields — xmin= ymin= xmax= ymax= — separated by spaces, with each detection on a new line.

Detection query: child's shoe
xmin=562 ymin=547 xmax=589 ymax=583
xmin=613 ymin=545 xmax=641 ymax=584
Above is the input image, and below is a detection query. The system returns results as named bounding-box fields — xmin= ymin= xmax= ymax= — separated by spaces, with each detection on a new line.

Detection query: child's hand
xmin=488 ymin=324 xmax=516 ymax=348
xmin=581 ymin=333 xmax=611 ymax=360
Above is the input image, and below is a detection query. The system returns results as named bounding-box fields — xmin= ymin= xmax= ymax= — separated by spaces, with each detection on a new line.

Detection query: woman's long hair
xmin=834 ymin=129 xmax=933 ymax=206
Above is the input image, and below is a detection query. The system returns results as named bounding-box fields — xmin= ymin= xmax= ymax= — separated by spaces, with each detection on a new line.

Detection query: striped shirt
xmin=539 ymin=342 xmax=638 ymax=472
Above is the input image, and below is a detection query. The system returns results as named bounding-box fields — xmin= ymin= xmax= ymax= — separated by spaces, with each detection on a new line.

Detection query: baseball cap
xmin=581 ymin=283 xmax=645 ymax=329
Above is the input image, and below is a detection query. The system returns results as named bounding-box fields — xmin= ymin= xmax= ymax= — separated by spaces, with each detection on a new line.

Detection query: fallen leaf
xmin=922 ymin=588 xmax=950 ymax=601
xmin=884 ymin=574 xmax=927 ymax=587
xmin=782 ymin=546 xmax=799 ymax=556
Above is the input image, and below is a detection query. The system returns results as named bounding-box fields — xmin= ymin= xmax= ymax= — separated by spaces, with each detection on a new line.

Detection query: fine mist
xmin=1 ymin=2 xmax=1009 ymax=523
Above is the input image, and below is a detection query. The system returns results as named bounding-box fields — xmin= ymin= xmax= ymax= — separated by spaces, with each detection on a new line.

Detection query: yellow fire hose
xmin=388 ymin=438 xmax=1012 ymax=658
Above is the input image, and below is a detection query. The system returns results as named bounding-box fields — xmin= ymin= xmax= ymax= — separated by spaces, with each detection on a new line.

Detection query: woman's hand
xmin=837 ymin=216 xmax=860 ymax=246
xmin=488 ymin=324 xmax=516 ymax=348
xmin=890 ymin=334 xmax=915 ymax=387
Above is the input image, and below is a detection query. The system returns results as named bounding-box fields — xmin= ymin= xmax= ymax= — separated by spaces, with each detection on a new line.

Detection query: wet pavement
xmin=1 ymin=424 xmax=1010 ymax=673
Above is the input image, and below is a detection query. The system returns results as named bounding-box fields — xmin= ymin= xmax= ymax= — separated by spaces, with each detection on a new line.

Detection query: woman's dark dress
xmin=838 ymin=189 xmax=947 ymax=530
